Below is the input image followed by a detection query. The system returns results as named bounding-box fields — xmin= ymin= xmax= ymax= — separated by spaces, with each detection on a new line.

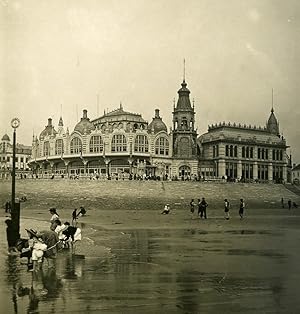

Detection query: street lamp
xmin=10 ymin=117 xmax=20 ymax=244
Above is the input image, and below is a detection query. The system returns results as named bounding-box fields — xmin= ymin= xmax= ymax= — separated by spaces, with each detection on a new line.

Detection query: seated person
xmin=161 ymin=204 xmax=170 ymax=214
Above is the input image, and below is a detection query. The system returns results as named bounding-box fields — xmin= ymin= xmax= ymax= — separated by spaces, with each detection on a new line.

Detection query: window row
xmin=43 ymin=136 xmax=169 ymax=156
xmin=1 ymin=156 xmax=28 ymax=163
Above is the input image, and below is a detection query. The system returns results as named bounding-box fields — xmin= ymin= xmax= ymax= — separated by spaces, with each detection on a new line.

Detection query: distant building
xmin=292 ymin=164 xmax=300 ymax=184
xmin=0 ymin=134 xmax=32 ymax=179
xmin=198 ymin=107 xmax=290 ymax=182
xmin=28 ymin=78 xmax=291 ymax=182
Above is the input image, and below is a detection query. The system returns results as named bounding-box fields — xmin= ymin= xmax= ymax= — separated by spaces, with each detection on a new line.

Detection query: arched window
xmin=225 ymin=145 xmax=229 ymax=157
xmin=55 ymin=139 xmax=64 ymax=155
xmin=230 ymin=145 xmax=233 ymax=157
xmin=70 ymin=137 xmax=82 ymax=154
xmin=250 ymin=147 xmax=253 ymax=158
xmin=134 ymin=135 xmax=149 ymax=153
xmin=155 ymin=137 xmax=169 ymax=155
xmin=242 ymin=147 xmax=245 ymax=158
xmin=89 ymin=135 xmax=103 ymax=153
xmin=234 ymin=146 xmax=237 ymax=157
xmin=43 ymin=141 xmax=50 ymax=156
xmin=246 ymin=147 xmax=249 ymax=158
xmin=111 ymin=134 xmax=127 ymax=152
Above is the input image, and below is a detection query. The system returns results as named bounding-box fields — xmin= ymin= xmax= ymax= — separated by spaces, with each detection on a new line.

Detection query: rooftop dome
xmin=74 ymin=109 xmax=95 ymax=135
xmin=2 ymin=134 xmax=10 ymax=141
xmin=39 ymin=118 xmax=57 ymax=139
xmin=148 ymin=109 xmax=167 ymax=133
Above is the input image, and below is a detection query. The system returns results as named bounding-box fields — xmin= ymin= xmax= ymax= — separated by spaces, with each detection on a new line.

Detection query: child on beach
xmin=224 ymin=199 xmax=230 ymax=220
xmin=239 ymin=199 xmax=245 ymax=219
xmin=26 ymin=229 xmax=47 ymax=271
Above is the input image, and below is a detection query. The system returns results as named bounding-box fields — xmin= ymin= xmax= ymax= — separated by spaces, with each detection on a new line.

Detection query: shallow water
xmin=1 ymin=220 xmax=300 ymax=313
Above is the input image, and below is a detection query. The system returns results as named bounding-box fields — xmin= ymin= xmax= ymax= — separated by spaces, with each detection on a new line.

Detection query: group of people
xmin=13 ymin=207 xmax=84 ymax=272
xmin=281 ymin=198 xmax=298 ymax=210
xmin=190 ymin=198 xmax=209 ymax=219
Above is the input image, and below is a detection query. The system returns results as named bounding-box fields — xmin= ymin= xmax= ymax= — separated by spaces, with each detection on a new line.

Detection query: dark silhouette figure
xmin=239 ymin=199 xmax=245 ymax=219
xmin=281 ymin=198 xmax=284 ymax=208
xmin=288 ymin=200 xmax=292 ymax=210
xmin=199 ymin=198 xmax=208 ymax=219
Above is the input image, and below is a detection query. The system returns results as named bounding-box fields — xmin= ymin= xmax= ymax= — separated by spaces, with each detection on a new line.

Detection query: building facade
xmin=28 ymin=79 xmax=290 ymax=182
xmin=0 ymin=134 xmax=32 ymax=179
xmin=292 ymin=164 xmax=300 ymax=184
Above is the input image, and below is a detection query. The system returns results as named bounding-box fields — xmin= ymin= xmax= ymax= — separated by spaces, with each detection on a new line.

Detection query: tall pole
xmin=11 ymin=128 xmax=16 ymax=213
xmin=10 ymin=118 xmax=20 ymax=245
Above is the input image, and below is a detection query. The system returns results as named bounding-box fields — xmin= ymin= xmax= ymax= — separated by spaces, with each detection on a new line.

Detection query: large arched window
xmin=43 ymin=141 xmax=50 ymax=156
xmin=55 ymin=139 xmax=64 ymax=155
xmin=134 ymin=135 xmax=149 ymax=153
xmin=111 ymin=134 xmax=127 ymax=152
xmin=70 ymin=137 xmax=82 ymax=154
xmin=155 ymin=137 xmax=169 ymax=155
xmin=89 ymin=135 xmax=103 ymax=153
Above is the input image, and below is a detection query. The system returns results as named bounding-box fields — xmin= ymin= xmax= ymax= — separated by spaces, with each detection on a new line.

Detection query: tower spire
xmin=183 ymin=58 xmax=186 ymax=82
xmin=271 ymin=88 xmax=274 ymax=113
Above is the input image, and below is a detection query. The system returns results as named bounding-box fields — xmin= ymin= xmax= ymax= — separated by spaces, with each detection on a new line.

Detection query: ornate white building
xmin=28 ymin=79 xmax=291 ymax=182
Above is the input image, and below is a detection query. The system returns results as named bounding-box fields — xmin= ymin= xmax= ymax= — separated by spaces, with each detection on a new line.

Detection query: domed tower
xmin=148 ymin=109 xmax=167 ymax=133
xmin=39 ymin=118 xmax=57 ymax=140
xmin=74 ymin=109 xmax=95 ymax=135
xmin=1 ymin=134 xmax=10 ymax=153
xmin=172 ymin=79 xmax=197 ymax=158
xmin=266 ymin=108 xmax=280 ymax=136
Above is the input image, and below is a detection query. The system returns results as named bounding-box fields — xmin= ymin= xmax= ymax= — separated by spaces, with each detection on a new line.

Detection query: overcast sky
xmin=1 ymin=0 xmax=299 ymax=163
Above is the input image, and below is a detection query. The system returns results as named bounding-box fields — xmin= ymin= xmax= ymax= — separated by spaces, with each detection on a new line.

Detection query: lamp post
xmin=10 ymin=117 xmax=20 ymax=243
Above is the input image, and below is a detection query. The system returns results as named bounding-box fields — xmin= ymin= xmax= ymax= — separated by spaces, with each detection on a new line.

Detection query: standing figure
xmin=37 ymin=230 xmax=60 ymax=268
xmin=199 ymin=198 xmax=208 ymax=219
xmin=288 ymin=200 xmax=292 ymax=210
xmin=72 ymin=209 xmax=77 ymax=226
xmin=49 ymin=208 xmax=60 ymax=231
xmin=224 ymin=199 xmax=230 ymax=220
xmin=281 ymin=198 xmax=284 ymax=208
xmin=5 ymin=219 xmax=19 ymax=253
xmin=239 ymin=199 xmax=245 ymax=219
xmin=161 ymin=204 xmax=170 ymax=214
xmin=190 ymin=199 xmax=195 ymax=216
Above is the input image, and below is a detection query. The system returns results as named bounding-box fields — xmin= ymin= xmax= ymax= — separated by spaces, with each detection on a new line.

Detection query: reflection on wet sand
xmin=2 ymin=226 xmax=300 ymax=313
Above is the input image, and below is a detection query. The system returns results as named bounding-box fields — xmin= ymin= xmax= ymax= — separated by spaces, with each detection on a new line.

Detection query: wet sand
xmin=1 ymin=180 xmax=300 ymax=313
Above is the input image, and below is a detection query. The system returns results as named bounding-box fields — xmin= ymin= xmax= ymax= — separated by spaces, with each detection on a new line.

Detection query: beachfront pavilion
xmin=28 ymin=79 xmax=291 ymax=182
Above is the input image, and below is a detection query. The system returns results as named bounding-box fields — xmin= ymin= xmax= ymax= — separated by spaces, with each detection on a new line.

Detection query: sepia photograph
xmin=1 ymin=0 xmax=300 ymax=313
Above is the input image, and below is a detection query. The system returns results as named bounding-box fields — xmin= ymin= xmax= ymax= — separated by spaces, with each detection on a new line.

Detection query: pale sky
xmin=1 ymin=0 xmax=300 ymax=163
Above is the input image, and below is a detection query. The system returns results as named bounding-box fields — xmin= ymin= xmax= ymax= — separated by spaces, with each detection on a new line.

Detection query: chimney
xmin=47 ymin=118 xmax=52 ymax=126
xmin=155 ymin=109 xmax=160 ymax=118
xmin=83 ymin=109 xmax=87 ymax=119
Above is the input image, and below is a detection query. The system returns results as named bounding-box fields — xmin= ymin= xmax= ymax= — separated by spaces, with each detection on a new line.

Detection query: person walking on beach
xmin=199 ymin=198 xmax=208 ymax=219
xmin=288 ymin=200 xmax=292 ymax=210
xmin=239 ymin=199 xmax=245 ymax=219
xmin=224 ymin=199 xmax=230 ymax=220
xmin=49 ymin=208 xmax=60 ymax=231
xmin=190 ymin=199 xmax=196 ymax=217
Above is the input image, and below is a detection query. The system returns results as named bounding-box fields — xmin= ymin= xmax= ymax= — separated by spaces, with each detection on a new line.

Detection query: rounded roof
xmin=74 ymin=110 xmax=95 ymax=135
xmin=148 ymin=109 xmax=167 ymax=133
xmin=39 ymin=118 xmax=57 ymax=139
xmin=2 ymin=134 xmax=10 ymax=141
